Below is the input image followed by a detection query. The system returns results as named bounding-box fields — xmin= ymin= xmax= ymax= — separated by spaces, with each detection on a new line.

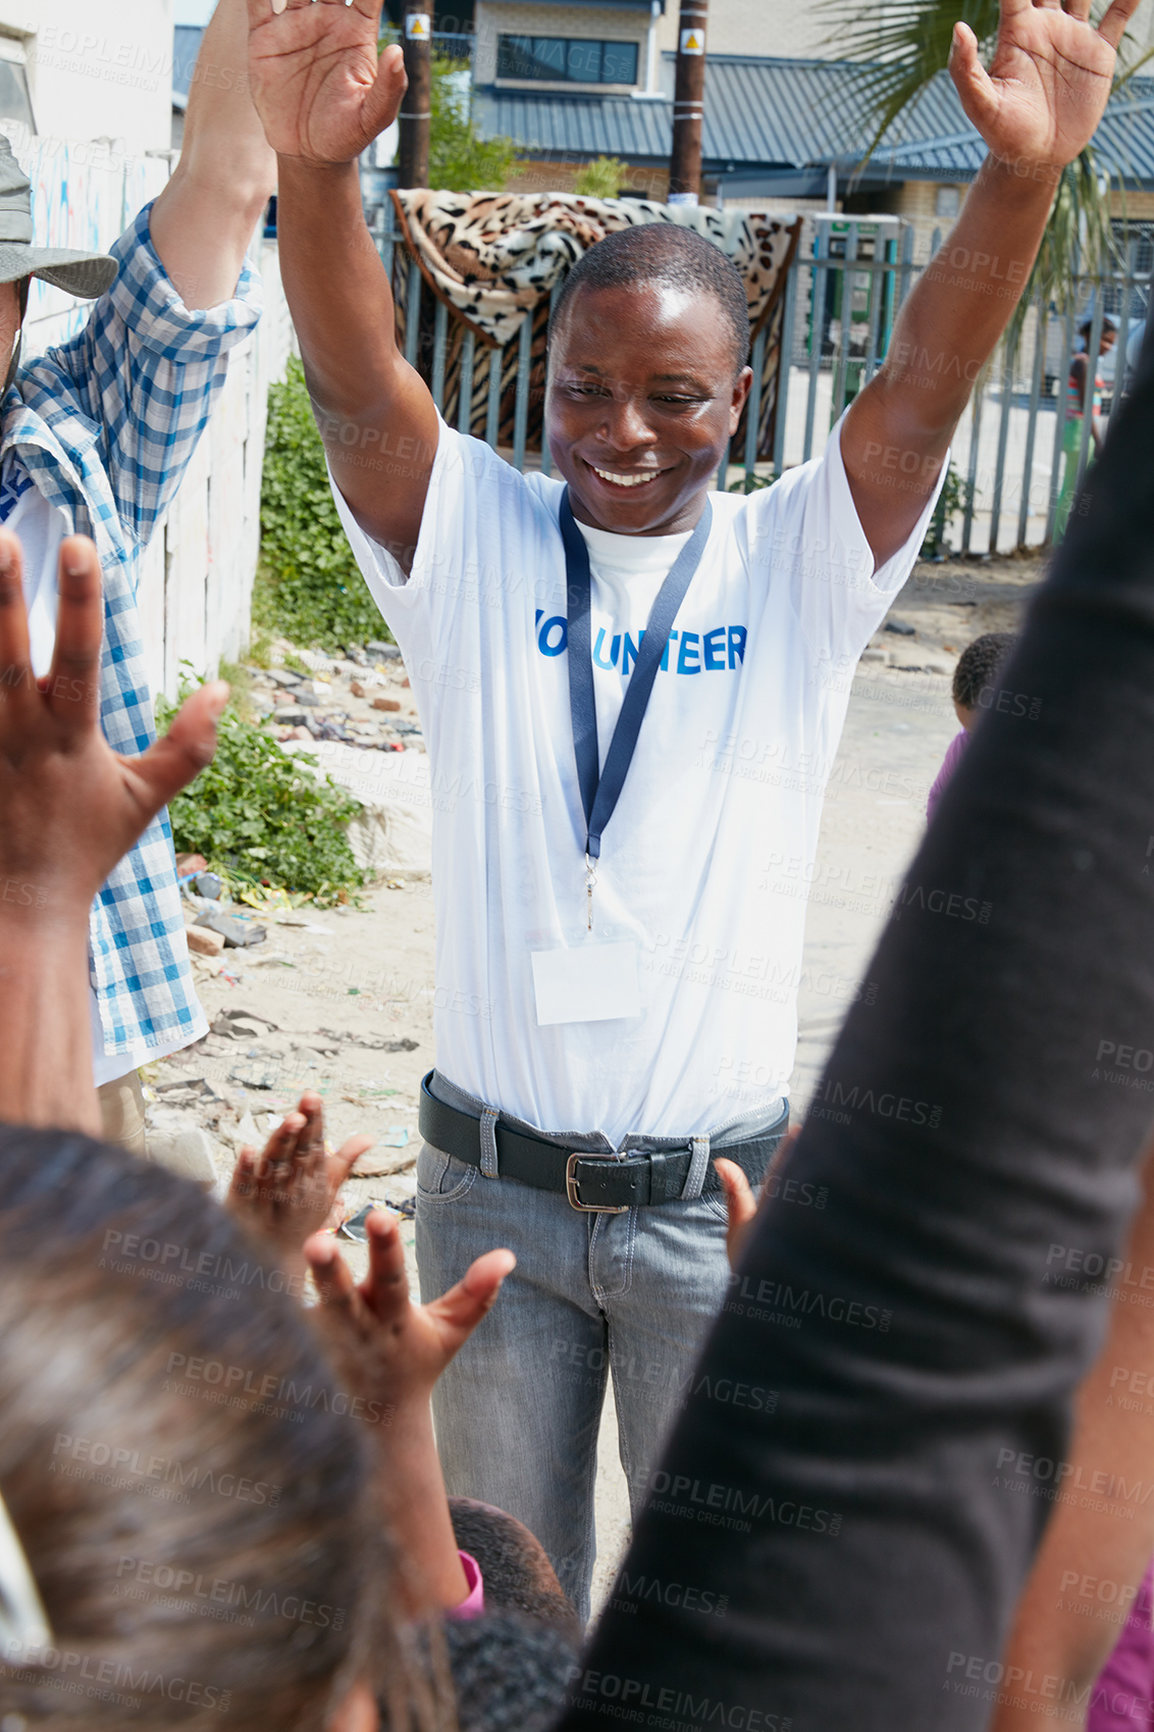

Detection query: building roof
xmin=475 ymin=53 xmax=1154 ymax=190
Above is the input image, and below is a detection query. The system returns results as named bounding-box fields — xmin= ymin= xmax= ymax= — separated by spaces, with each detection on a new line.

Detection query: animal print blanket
xmin=389 ymin=190 xmax=801 ymax=462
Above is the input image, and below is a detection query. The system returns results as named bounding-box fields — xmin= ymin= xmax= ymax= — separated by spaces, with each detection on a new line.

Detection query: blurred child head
xmin=952 ymin=632 xmax=1017 ymax=733
xmin=0 ymin=1126 xmax=403 ymax=1732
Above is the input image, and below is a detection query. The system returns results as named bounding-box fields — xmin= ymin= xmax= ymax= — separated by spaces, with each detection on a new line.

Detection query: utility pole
xmin=398 ymin=2 xmax=431 ymax=188
xmin=669 ymin=0 xmax=707 ymax=204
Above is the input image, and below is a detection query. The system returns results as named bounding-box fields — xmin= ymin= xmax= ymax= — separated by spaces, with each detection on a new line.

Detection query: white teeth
xmin=592 ymin=467 xmax=661 ymax=488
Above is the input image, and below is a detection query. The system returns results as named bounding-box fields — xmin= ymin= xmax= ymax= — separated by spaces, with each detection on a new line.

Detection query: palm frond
xmin=815 ymin=0 xmax=1145 ymax=314
xmin=816 ymin=0 xmax=999 ymax=159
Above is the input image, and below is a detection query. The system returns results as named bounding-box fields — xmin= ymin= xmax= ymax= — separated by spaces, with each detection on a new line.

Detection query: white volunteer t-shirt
xmin=4 ymin=483 xmax=199 ymax=1087
xmin=332 ymin=417 xmax=941 ymax=1145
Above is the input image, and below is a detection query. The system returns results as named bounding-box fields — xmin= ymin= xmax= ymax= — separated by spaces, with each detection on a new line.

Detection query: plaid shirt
xmin=0 ymin=202 xmax=262 ymax=1061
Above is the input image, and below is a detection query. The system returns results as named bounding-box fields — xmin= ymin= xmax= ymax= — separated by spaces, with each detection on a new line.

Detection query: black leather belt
xmin=418 ymin=1072 xmax=789 ymax=1212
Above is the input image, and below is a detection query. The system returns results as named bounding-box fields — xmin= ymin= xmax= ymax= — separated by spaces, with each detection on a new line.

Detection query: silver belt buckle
xmin=565 ymin=1152 xmax=630 ymax=1213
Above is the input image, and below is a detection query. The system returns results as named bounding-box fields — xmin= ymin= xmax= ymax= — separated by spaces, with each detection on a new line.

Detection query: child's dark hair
xmin=548 ymin=224 xmax=751 ymax=375
xmin=953 ymin=632 xmax=1017 ymax=712
xmin=448 ymin=1498 xmax=581 ymax=1641
xmin=0 ymin=1126 xmax=403 ymax=1730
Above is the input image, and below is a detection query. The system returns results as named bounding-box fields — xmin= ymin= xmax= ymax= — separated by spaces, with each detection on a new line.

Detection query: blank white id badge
xmin=531 ymin=942 xmax=641 ymax=1026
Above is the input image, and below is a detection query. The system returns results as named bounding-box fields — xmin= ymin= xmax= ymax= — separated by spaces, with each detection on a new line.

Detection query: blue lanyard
xmin=559 ymin=486 xmax=713 ymax=869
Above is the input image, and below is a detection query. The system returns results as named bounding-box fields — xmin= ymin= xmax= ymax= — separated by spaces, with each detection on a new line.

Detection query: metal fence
xmin=370 ymin=199 xmax=1151 ymax=555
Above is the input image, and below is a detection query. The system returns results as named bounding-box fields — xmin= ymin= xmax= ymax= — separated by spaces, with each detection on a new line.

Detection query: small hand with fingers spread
xmin=0 ymin=531 xmax=225 ymax=920
xmin=305 ymin=1208 xmax=515 ymax=1409
xmin=246 ymin=0 xmax=407 ymax=165
xmin=305 ymin=1211 xmax=516 ymax=1614
xmin=226 ymin=1091 xmax=370 ymax=1271
xmin=950 ymin=0 xmax=1141 ymax=174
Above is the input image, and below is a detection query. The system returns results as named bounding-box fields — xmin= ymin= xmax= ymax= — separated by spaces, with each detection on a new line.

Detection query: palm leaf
xmin=815 ymin=0 xmax=1147 ymax=311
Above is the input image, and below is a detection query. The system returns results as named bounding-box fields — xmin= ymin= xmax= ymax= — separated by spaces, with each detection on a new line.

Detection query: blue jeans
xmin=415 ymin=1073 xmax=785 ymax=1623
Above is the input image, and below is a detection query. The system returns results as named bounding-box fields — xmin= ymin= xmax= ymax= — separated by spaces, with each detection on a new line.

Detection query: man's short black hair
xmin=953 ymin=632 xmax=1017 ymax=711
xmin=548 ymin=224 xmax=751 ymax=375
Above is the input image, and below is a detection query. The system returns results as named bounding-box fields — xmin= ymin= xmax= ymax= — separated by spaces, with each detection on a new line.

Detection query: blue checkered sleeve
xmin=37 ymin=201 xmax=262 ymax=550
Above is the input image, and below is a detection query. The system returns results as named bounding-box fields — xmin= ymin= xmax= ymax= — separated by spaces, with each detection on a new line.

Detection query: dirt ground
xmin=148 ymin=546 xmax=1047 ymax=1615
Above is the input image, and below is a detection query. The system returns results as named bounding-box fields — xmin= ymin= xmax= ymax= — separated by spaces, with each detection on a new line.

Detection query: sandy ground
xmin=150 ymin=546 xmax=1046 ymax=1617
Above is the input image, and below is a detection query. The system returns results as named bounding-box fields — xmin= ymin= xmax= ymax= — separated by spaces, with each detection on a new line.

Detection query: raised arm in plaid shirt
xmin=0 ymin=201 xmax=261 ymax=1063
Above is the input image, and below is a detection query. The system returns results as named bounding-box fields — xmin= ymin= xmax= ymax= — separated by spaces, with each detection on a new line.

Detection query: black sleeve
xmin=559 ymin=329 xmax=1154 ymax=1732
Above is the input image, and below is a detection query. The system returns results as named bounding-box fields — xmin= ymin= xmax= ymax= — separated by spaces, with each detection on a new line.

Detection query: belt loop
xmin=681 ymin=1134 xmax=710 ymax=1201
xmin=479 ymin=1107 xmax=500 ymax=1179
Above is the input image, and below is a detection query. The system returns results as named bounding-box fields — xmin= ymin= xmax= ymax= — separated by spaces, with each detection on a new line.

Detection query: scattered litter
xmin=319 ymin=1029 xmax=418 ymax=1053
xmin=229 ymin=1067 xmax=279 ymax=1091
xmin=339 ymin=1201 xmax=393 ymax=1241
xmin=187 ymin=926 xmax=226 ymax=958
xmin=213 ymin=1008 xmax=280 ymax=1035
xmin=194 ymin=871 xmax=223 ymax=899
xmin=381 ymin=1127 xmax=410 ymax=1148
xmin=884 ymin=619 xmax=916 ymax=636
xmin=194 ymin=910 xmax=268 ymax=949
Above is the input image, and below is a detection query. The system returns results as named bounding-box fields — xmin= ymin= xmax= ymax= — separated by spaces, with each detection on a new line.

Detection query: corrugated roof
xmin=476 ymin=54 xmax=1154 ymax=188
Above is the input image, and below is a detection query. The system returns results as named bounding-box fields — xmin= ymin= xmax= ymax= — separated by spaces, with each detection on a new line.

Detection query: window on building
xmin=0 ymin=39 xmax=34 ymax=130
xmin=934 ymin=185 xmax=961 ymax=219
xmin=497 ymin=35 xmax=639 ymax=85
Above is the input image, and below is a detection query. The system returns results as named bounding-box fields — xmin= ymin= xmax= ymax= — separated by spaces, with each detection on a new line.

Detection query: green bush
xmin=573 ymin=156 xmax=628 ymax=200
xmin=257 ymin=357 xmax=385 ymax=651
xmin=429 ymin=53 xmax=516 ymax=191
xmin=157 ymin=682 xmax=366 ymax=906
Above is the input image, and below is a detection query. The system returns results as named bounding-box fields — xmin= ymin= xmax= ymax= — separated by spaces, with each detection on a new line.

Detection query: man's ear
xmin=728 ymin=364 xmax=754 ymax=434
xmin=328 ymin=1681 xmax=378 ymax=1732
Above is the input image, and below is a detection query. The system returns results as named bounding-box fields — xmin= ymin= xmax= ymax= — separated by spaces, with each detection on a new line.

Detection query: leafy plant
xmin=574 ymin=156 xmax=629 ymax=199
xmin=429 ymin=51 xmax=516 ymax=191
xmin=157 ymin=678 xmax=367 ymax=906
xmin=257 ymin=357 xmax=385 ymax=651
xmin=922 ymin=461 xmax=977 ymax=558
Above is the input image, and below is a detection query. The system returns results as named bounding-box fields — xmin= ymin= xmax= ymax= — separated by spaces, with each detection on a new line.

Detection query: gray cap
xmin=0 ymin=133 xmax=117 ymax=300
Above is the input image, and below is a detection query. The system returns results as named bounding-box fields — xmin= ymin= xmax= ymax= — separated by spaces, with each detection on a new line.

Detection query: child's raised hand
xmin=226 ymin=1092 xmax=369 ymax=1268
xmin=304 ymin=1208 xmax=515 ymax=1410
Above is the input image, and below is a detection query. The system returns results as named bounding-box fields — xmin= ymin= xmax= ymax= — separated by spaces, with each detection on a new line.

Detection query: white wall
xmin=0 ymin=0 xmax=173 ymax=155
xmin=7 ymin=118 xmax=292 ymax=698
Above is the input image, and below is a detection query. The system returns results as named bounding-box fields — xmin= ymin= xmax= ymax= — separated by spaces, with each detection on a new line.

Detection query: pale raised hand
xmin=246 ymin=0 xmax=407 ymax=165
xmin=950 ymin=0 xmax=1141 ymax=173
xmin=0 ymin=531 xmax=225 ymax=921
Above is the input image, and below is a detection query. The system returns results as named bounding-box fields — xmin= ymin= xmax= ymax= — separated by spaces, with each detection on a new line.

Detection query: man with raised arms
xmin=247 ymin=0 xmax=1136 ymax=1618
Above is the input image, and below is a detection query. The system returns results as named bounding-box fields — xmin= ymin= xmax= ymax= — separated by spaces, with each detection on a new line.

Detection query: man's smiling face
xmin=545 ymin=280 xmax=752 ymax=537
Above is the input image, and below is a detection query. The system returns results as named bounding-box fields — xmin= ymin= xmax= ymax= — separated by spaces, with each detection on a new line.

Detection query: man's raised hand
xmin=0 ymin=531 xmax=225 ymax=921
xmin=950 ymin=0 xmax=1141 ymax=174
xmin=246 ymin=0 xmax=407 ymax=165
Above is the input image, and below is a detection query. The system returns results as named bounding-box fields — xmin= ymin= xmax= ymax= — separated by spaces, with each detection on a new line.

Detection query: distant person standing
xmin=926 ymin=632 xmax=1016 ymax=822
xmin=1056 ymin=314 xmax=1118 ymax=534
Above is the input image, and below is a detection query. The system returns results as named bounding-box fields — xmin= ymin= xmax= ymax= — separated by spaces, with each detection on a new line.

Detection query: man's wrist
xmin=982 ymin=147 xmax=1065 ymax=194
